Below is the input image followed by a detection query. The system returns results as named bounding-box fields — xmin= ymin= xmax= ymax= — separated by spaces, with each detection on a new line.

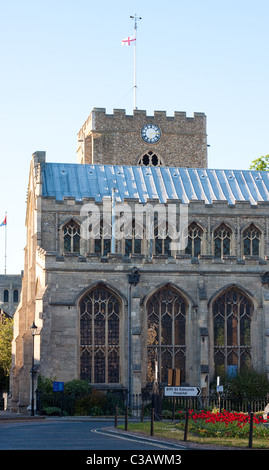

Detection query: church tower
xmin=77 ymin=108 xmax=207 ymax=168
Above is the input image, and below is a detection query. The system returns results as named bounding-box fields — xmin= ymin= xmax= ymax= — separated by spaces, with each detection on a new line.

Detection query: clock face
xmin=141 ymin=124 xmax=161 ymax=144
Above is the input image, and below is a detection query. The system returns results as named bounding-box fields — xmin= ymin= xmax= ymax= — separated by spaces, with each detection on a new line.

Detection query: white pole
xmin=111 ymin=188 xmax=116 ymax=253
xmin=4 ymin=212 xmax=7 ymax=275
xmin=130 ymin=15 xmax=142 ymax=110
xmin=134 ymin=26 xmax=137 ymax=110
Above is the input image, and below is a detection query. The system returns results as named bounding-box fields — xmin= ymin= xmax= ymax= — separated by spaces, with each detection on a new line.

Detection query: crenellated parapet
xmin=77 ymin=108 xmax=207 ymax=168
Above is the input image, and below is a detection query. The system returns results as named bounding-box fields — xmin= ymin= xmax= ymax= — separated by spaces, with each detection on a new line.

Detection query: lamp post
xmin=30 ymin=321 xmax=38 ymax=416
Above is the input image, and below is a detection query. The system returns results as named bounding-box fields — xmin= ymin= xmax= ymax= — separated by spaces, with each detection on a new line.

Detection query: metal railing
xmin=35 ymin=389 xmax=269 ymax=417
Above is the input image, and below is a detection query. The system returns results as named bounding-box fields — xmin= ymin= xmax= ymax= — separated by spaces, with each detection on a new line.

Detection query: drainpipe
xmin=111 ymin=188 xmax=116 ymax=254
xmin=127 ymin=267 xmax=140 ymax=408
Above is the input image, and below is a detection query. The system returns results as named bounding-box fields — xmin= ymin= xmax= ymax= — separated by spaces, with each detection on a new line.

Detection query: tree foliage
xmin=249 ymin=154 xmax=269 ymax=171
xmin=217 ymin=368 xmax=269 ymax=399
xmin=0 ymin=316 xmax=13 ymax=376
xmin=0 ymin=316 xmax=13 ymax=391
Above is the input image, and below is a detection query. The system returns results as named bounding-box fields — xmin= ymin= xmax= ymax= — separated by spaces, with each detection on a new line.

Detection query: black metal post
xmin=115 ymin=405 xmax=118 ymax=428
xmin=151 ymin=407 xmax=154 ymax=436
xmin=31 ymin=334 xmax=35 ymax=416
xmin=125 ymin=406 xmax=128 ymax=431
xmin=248 ymin=412 xmax=254 ymax=449
xmin=184 ymin=410 xmax=189 ymax=441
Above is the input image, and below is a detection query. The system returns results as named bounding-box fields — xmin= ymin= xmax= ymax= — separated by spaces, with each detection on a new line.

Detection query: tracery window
xmin=154 ymin=221 xmax=171 ymax=256
xmin=138 ymin=151 xmax=164 ymax=167
xmin=94 ymin=219 xmax=111 ymax=256
xmin=63 ymin=220 xmax=80 ymax=253
xmin=214 ymin=224 xmax=231 ymax=258
xmin=80 ymin=285 xmax=120 ymax=384
xmin=243 ymin=224 xmax=260 ymax=256
xmin=213 ymin=287 xmax=252 ymax=377
xmin=185 ymin=223 xmax=202 ymax=257
xmin=147 ymin=285 xmax=186 ymax=384
xmin=124 ymin=219 xmax=142 ymax=256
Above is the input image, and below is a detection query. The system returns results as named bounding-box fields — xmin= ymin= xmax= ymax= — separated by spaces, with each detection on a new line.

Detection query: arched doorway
xmin=80 ymin=284 xmax=121 ymax=384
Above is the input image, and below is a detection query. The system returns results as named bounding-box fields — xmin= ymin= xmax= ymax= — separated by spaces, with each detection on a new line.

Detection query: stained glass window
xmin=80 ymin=285 xmax=120 ymax=384
xmin=147 ymin=285 xmax=186 ymax=384
xmin=213 ymin=287 xmax=252 ymax=376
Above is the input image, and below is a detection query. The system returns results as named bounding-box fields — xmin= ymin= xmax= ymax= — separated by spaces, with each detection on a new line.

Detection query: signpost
xmin=53 ymin=381 xmax=64 ymax=392
xmin=53 ymin=382 xmax=64 ymax=416
xmin=165 ymin=386 xmax=201 ymax=397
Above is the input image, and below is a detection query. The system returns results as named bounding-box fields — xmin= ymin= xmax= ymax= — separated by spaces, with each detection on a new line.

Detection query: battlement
xmin=77 ymin=107 xmax=207 ymax=169
xmin=78 ymin=108 xmax=206 ymax=137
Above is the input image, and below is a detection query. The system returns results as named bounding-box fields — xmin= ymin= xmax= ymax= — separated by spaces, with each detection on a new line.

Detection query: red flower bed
xmin=188 ymin=409 xmax=267 ymax=427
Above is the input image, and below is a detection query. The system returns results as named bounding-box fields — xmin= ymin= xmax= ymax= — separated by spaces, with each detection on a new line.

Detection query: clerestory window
xmin=185 ymin=223 xmax=202 ymax=257
xmin=243 ymin=224 xmax=260 ymax=256
xmin=63 ymin=220 xmax=81 ymax=253
xmin=214 ymin=224 xmax=231 ymax=258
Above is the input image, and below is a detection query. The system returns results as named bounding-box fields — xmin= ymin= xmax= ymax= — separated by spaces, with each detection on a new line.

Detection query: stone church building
xmin=10 ymin=108 xmax=269 ymax=412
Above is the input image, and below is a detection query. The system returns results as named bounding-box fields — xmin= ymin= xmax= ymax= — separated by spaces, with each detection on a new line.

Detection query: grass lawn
xmin=118 ymin=420 xmax=269 ymax=449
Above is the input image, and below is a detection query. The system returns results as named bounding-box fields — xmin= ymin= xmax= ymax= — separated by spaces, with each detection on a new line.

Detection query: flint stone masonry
xmin=77 ymin=108 xmax=207 ymax=168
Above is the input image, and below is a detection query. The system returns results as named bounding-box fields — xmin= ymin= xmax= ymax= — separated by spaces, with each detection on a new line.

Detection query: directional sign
xmin=53 ymin=381 xmax=64 ymax=392
xmin=165 ymin=386 xmax=201 ymax=397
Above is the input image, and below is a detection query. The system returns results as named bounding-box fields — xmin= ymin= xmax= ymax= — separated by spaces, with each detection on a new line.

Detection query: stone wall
xmin=10 ymin=185 xmax=269 ymax=412
xmin=77 ymin=108 xmax=207 ymax=168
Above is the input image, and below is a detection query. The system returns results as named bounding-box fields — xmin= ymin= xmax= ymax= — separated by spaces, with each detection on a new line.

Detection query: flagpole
xmin=130 ymin=14 xmax=142 ymax=110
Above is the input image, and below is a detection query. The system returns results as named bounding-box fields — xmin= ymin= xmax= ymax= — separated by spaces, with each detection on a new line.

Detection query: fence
xmin=35 ymin=388 xmax=269 ymax=417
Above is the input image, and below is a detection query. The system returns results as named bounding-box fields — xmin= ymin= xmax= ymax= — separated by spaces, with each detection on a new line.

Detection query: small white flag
xmin=121 ymin=35 xmax=136 ymax=46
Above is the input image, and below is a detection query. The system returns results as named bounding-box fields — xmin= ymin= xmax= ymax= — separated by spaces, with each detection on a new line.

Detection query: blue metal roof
xmin=41 ymin=163 xmax=269 ymax=205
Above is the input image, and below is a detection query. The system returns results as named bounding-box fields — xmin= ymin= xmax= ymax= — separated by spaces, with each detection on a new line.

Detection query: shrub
xmin=211 ymin=368 xmax=269 ymax=399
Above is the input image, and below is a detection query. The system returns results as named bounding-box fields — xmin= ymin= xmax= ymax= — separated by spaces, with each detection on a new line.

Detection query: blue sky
xmin=0 ymin=0 xmax=269 ymax=274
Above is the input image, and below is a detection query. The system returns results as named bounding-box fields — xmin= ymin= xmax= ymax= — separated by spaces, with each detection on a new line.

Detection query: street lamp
xmin=30 ymin=321 xmax=38 ymax=416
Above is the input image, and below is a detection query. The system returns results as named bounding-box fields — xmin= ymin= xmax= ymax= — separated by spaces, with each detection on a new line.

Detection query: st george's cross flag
xmin=121 ymin=35 xmax=136 ymax=46
xmin=0 ymin=215 xmax=7 ymax=227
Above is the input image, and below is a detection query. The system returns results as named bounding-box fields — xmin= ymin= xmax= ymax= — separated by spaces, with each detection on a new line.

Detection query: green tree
xmin=249 ymin=154 xmax=269 ymax=171
xmin=0 ymin=316 xmax=13 ymax=391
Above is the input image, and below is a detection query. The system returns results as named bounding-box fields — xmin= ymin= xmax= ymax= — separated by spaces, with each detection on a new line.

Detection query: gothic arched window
xmin=214 ymin=223 xmax=231 ymax=258
xmin=94 ymin=219 xmax=111 ymax=256
xmin=185 ymin=223 xmax=202 ymax=257
xmin=243 ymin=224 xmax=260 ymax=256
xmin=63 ymin=220 xmax=80 ymax=253
xmin=3 ymin=290 xmax=8 ymax=302
xmin=124 ymin=219 xmax=142 ymax=256
xmin=138 ymin=151 xmax=164 ymax=167
xmin=80 ymin=284 xmax=120 ymax=384
xmin=13 ymin=289 xmax=19 ymax=303
xmin=154 ymin=221 xmax=171 ymax=256
xmin=147 ymin=285 xmax=186 ymax=384
xmin=213 ymin=287 xmax=252 ymax=377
